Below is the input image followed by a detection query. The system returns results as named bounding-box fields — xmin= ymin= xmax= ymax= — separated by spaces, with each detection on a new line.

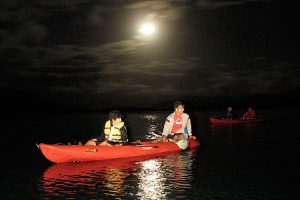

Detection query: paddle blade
xmin=176 ymin=139 xmax=189 ymax=150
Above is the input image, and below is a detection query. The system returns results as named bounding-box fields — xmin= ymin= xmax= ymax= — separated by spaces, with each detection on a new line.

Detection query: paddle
xmin=153 ymin=132 xmax=191 ymax=150
xmin=132 ymin=132 xmax=191 ymax=150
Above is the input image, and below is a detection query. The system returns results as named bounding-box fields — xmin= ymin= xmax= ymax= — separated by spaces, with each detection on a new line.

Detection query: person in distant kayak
xmin=162 ymin=101 xmax=196 ymax=149
xmin=85 ymin=110 xmax=128 ymax=146
xmin=241 ymin=107 xmax=256 ymax=120
xmin=224 ymin=106 xmax=237 ymax=119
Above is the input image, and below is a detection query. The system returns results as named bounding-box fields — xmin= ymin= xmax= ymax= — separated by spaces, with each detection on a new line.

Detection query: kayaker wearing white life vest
xmin=85 ymin=110 xmax=128 ymax=146
xmin=162 ymin=101 xmax=196 ymax=150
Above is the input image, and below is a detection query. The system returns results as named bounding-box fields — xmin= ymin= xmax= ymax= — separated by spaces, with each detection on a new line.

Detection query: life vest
xmin=104 ymin=120 xmax=125 ymax=143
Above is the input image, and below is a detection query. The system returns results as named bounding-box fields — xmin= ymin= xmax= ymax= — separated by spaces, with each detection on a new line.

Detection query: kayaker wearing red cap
xmin=241 ymin=107 xmax=256 ymax=120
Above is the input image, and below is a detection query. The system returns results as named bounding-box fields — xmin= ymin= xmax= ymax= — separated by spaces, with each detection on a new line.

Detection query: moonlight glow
xmin=139 ymin=23 xmax=156 ymax=35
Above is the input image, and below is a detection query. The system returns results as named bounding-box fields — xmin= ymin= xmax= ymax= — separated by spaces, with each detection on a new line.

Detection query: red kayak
xmin=210 ymin=117 xmax=264 ymax=124
xmin=38 ymin=138 xmax=200 ymax=163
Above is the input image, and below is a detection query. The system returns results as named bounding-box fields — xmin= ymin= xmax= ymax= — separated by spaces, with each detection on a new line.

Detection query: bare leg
xmin=84 ymin=139 xmax=97 ymax=146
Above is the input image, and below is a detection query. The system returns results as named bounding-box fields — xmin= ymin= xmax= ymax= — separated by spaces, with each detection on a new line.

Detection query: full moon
xmin=139 ymin=23 xmax=156 ymax=35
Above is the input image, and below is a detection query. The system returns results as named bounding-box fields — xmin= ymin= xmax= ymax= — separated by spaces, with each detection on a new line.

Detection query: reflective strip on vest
xmin=104 ymin=120 xmax=123 ymax=142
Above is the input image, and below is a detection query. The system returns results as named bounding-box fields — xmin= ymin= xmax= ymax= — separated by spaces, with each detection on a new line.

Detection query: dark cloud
xmin=1 ymin=0 xmax=299 ymax=110
xmin=195 ymin=0 xmax=273 ymax=9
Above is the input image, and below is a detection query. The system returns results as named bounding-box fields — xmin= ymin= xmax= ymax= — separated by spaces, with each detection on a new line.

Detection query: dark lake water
xmin=1 ymin=109 xmax=300 ymax=199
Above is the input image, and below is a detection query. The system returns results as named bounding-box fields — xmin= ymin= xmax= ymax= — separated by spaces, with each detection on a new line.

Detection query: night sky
xmin=1 ymin=0 xmax=299 ymax=111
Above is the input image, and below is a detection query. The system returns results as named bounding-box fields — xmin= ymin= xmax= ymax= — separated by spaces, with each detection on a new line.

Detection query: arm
xmin=120 ymin=125 xmax=128 ymax=142
xmin=186 ymin=115 xmax=195 ymax=139
xmin=162 ymin=117 xmax=172 ymax=137
xmin=187 ymin=117 xmax=192 ymax=137
xmin=162 ymin=116 xmax=173 ymax=142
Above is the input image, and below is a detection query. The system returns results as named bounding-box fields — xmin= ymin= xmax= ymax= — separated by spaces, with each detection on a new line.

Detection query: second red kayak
xmin=210 ymin=117 xmax=264 ymax=124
